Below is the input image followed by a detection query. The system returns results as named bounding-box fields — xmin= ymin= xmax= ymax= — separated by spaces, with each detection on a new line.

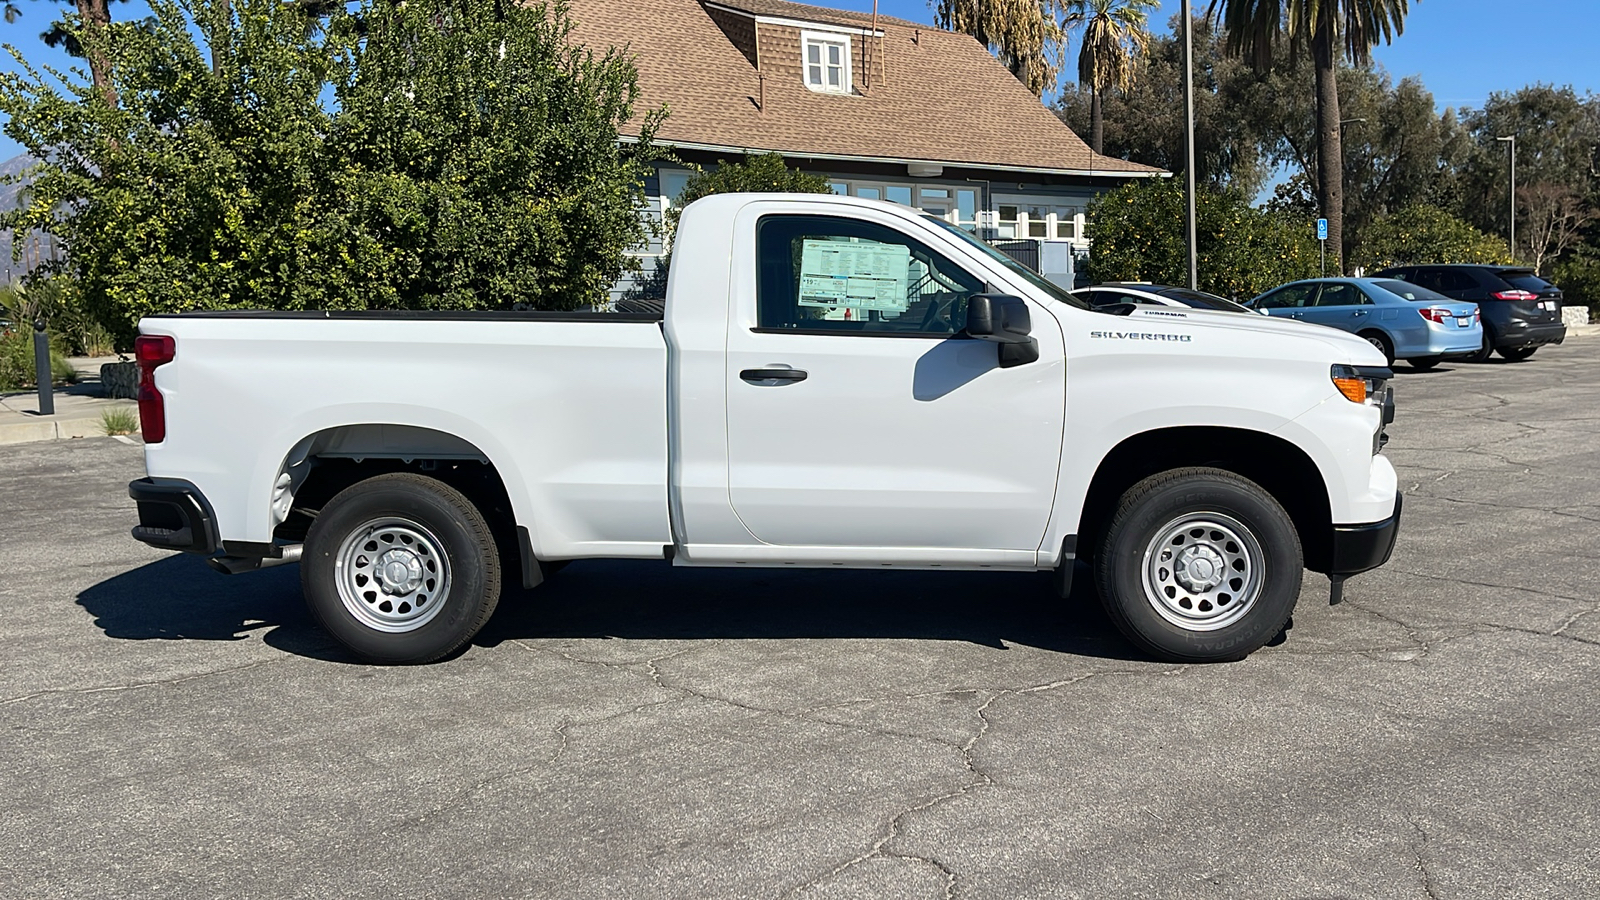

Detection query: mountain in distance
xmin=0 ymin=152 xmax=58 ymax=285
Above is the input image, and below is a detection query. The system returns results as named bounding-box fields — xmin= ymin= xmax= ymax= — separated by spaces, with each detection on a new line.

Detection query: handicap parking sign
xmin=1317 ymin=218 xmax=1328 ymax=241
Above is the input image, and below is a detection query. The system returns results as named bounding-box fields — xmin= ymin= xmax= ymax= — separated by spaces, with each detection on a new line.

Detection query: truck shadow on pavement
xmin=77 ymin=556 xmax=1146 ymax=663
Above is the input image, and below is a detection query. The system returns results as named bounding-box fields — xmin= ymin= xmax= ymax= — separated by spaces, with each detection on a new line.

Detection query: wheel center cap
xmin=375 ymin=549 xmax=423 ymax=595
xmin=1175 ymin=545 xmax=1226 ymax=592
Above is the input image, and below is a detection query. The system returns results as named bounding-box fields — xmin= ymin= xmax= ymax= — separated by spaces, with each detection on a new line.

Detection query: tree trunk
xmin=1311 ymin=7 xmax=1343 ymax=273
xmin=214 ymin=0 xmax=232 ymax=75
xmin=1091 ymin=86 xmax=1103 ymax=156
xmin=74 ymin=0 xmax=116 ymax=107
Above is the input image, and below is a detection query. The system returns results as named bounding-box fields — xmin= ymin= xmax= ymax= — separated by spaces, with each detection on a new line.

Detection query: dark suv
xmin=1373 ymin=265 xmax=1566 ymax=361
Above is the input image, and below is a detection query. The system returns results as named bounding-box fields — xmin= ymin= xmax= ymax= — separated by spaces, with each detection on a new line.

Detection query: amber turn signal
xmin=1332 ymin=376 xmax=1367 ymax=404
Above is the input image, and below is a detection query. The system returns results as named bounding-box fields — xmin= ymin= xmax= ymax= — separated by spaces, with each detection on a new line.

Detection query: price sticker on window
xmin=798 ymin=240 xmax=911 ymax=312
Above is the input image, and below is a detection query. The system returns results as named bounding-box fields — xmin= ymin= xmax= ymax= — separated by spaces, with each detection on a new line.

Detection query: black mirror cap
xmin=965 ymin=294 xmax=1032 ymax=342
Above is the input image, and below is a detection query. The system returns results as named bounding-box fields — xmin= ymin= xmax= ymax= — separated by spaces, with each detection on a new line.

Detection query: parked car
xmin=1372 ymin=265 xmax=1566 ymax=362
xmin=1244 ymin=278 xmax=1482 ymax=369
xmin=1071 ymin=282 xmax=1261 ymax=315
xmin=127 ymin=193 xmax=1401 ymax=666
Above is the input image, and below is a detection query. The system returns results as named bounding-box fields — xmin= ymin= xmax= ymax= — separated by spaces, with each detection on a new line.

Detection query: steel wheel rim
xmin=1141 ymin=513 xmax=1264 ymax=632
xmin=334 ymin=517 xmax=452 ymax=633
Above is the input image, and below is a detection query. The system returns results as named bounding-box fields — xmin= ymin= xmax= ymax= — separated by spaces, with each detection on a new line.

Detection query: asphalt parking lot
xmin=3 ymin=341 xmax=1598 ymax=899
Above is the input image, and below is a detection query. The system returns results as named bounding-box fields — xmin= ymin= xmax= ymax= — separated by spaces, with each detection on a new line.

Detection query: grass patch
xmin=100 ymin=406 xmax=139 ymax=437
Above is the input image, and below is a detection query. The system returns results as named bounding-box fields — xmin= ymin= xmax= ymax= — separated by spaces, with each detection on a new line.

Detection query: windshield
xmin=1371 ymin=279 xmax=1452 ymax=303
xmin=923 ymin=217 xmax=1090 ymax=309
xmin=1159 ymin=288 xmax=1254 ymax=314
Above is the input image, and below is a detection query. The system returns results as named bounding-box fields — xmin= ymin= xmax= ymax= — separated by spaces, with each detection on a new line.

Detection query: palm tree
xmin=4 ymin=0 xmax=129 ymax=107
xmin=1207 ymin=0 xmax=1411 ymax=273
xmin=938 ymin=0 xmax=1069 ymax=98
xmin=1065 ymin=0 xmax=1157 ymax=156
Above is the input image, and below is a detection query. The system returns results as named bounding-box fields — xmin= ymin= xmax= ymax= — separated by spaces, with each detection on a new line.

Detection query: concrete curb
xmin=0 ymin=391 xmax=139 ymax=446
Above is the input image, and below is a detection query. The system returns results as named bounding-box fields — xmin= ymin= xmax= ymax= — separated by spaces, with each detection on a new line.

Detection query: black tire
xmin=1408 ymin=355 xmax=1442 ymax=371
xmin=302 ymin=472 xmax=501 ymax=664
xmin=1358 ymin=331 xmax=1395 ymax=366
xmin=1497 ymin=346 xmax=1537 ymax=362
xmin=1466 ymin=327 xmax=1495 ymax=363
xmin=1095 ymin=467 xmax=1302 ymax=663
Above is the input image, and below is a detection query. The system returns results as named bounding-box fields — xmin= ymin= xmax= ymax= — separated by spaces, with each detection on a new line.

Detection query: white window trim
xmin=801 ymin=30 xmax=852 ymax=95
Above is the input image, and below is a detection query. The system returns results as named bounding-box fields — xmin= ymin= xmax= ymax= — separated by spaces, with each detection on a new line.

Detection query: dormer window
xmin=802 ymin=32 xmax=851 ymax=94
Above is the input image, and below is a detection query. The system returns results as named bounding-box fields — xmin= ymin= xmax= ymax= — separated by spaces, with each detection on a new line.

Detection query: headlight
xmin=1330 ymin=364 xmax=1391 ymax=408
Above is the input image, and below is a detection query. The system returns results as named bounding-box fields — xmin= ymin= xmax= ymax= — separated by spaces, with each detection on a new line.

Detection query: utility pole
xmin=1180 ymin=0 xmax=1197 ymax=290
xmin=1496 ymin=135 xmax=1516 ymax=258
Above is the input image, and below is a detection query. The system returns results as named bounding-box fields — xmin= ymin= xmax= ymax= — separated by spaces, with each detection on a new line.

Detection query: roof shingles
xmin=569 ymin=0 xmax=1161 ymax=175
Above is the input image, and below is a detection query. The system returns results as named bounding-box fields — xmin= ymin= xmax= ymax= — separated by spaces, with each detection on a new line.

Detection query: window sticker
xmin=798 ymin=239 xmax=911 ymax=312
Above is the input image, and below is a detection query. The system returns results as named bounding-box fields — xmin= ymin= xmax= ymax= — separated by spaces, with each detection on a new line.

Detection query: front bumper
xmin=1328 ymin=492 xmax=1402 ymax=576
xmin=129 ymin=478 xmax=219 ymax=554
xmin=1494 ymin=322 xmax=1566 ymax=350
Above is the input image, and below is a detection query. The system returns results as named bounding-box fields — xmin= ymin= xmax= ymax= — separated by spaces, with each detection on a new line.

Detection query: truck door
xmin=721 ymin=209 xmax=1065 ymax=555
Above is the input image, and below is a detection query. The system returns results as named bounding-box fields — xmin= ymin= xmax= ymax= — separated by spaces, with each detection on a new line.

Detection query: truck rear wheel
xmin=1096 ymin=468 xmax=1301 ymax=663
xmin=303 ymin=473 xmax=500 ymax=664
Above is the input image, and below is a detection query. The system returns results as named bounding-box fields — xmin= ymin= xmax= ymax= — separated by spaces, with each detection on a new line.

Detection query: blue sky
xmin=1 ymin=0 xmax=1597 ymax=160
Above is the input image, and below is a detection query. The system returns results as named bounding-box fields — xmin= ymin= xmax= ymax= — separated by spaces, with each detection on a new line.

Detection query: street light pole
xmin=1495 ymin=135 xmax=1516 ymax=258
xmin=1180 ymin=0 xmax=1197 ymax=290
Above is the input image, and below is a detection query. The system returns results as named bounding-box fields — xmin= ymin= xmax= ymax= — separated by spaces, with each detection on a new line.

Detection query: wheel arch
xmin=266 ymin=423 xmax=541 ymax=589
xmin=1076 ymin=426 xmax=1336 ymax=574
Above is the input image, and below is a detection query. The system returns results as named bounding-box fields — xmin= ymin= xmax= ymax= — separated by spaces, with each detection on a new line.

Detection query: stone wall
xmin=100 ymin=361 xmax=138 ymax=399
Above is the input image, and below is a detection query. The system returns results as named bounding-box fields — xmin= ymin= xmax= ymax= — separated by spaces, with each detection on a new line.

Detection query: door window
xmin=755 ymin=215 xmax=984 ymax=336
xmin=1313 ymin=283 xmax=1365 ymax=307
xmin=1256 ymin=284 xmax=1316 ymax=309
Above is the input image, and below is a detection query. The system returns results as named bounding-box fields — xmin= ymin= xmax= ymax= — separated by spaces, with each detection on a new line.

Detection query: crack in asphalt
xmin=1410 ymin=818 xmax=1442 ymax=900
xmin=1403 ymin=494 xmax=1600 ymax=524
xmin=786 ymin=668 xmax=1185 ymax=899
xmin=0 ymin=659 xmax=281 ymax=706
xmin=1388 ymin=567 xmax=1586 ymax=605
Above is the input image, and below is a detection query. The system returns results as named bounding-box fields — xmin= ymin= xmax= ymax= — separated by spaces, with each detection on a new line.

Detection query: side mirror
xmin=964 ymin=294 xmax=1039 ymax=368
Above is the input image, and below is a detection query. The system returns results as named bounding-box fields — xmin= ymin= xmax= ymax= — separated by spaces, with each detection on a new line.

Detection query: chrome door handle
xmin=1352 ymin=310 xmax=1368 ymax=317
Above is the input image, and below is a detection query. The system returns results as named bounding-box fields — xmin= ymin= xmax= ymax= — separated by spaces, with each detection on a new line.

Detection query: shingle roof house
xmin=568 ymin=0 xmax=1164 ymax=289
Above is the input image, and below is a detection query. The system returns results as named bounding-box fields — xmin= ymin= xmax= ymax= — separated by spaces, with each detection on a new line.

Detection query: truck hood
xmin=1121 ymin=306 xmax=1387 ymax=365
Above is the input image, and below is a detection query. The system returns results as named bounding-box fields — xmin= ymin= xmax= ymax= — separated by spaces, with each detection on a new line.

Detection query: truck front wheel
xmin=302 ymin=473 xmax=501 ymax=664
xmin=1096 ymin=468 xmax=1301 ymax=663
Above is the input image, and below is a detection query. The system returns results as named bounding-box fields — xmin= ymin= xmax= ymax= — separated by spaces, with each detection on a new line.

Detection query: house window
xmin=803 ymin=32 xmax=851 ymax=94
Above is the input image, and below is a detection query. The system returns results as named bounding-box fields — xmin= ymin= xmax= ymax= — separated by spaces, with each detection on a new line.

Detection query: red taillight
xmin=1474 ymin=307 xmax=1481 ymax=322
xmin=1419 ymin=307 xmax=1450 ymax=324
xmin=1490 ymin=290 xmax=1538 ymax=301
xmin=134 ymin=334 xmax=175 ymax=443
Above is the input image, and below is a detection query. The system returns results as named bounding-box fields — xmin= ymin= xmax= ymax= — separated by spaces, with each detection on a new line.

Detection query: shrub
xmin=100 ymin=406 xmax=139 ymax=436
xmin=0 ymin=329 xmax=76 ymax=391
xmin=1551 ymin=245 xmax=1600 ymax=316
xmin=1352 ymin=205 xmax=1512 ymax=272
xmin=1085 ymin=178 xmax=1320 ymax=299
xmin=0 ymin=0 xmax=664 ymax=345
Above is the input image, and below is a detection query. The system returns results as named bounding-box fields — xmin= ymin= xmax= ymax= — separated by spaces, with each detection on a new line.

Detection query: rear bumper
xmin=1328 ymin=492 xmax=1402 ymax=576
xmin=1420 ymin=327 xmax=1483 ymax=356
xmin=129 ymin=478 xmax=219 ymax=554
xmin=1494 ymin=322 xmax=1566 ymax=350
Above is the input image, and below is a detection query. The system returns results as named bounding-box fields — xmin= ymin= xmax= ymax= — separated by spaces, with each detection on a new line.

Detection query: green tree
xmin=0 ymin=0 xmax=663 ymax=343
xmin=1085 ymin=176 xmax=1318 ymax=298
xmin=1457 ymin=85 xmax=1600 ymax=267
xmin=937 ymin=0 xmax=1067 ymax=97
xmin=1350 ymin=205 xmax=1511 ymax=272
xmin=4 ymin=0 xmax=134 ymax=105
xmin=1064 ymin=0 xmax=1157 ymax=155
xmin=1207 ymin=0 xmax=1413 ymax=274
xmin=1056 ymin=13 xmax=1264 ymax=194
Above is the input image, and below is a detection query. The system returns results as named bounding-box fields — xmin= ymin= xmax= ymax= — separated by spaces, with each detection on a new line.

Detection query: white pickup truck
xmin=128 ymin=193 xmax=1401 ymax=665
